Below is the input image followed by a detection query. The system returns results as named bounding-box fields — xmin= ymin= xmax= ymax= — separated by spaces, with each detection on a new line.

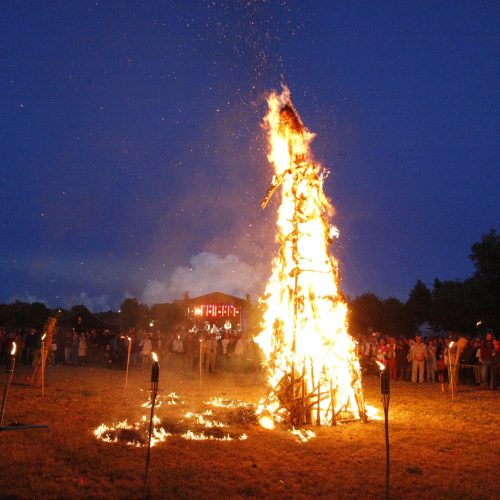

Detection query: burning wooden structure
xmin=255 ymin=88 xmax=367 ymax=426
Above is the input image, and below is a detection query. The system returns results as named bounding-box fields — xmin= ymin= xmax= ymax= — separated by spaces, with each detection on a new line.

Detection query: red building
xmin=182 ymin=291 xmax=250 ymax=330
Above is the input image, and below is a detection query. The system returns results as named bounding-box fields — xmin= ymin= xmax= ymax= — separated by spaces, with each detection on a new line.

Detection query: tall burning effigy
xmin=255 ymin=87 xmax=366 ymax=427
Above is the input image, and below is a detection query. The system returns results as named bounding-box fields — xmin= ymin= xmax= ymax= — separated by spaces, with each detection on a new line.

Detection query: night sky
xmin=1 ymin=1 xmax=499 ymax=310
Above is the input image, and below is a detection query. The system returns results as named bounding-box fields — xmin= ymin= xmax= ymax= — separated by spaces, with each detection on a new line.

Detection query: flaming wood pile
xmin=256 ymin=89 xmax=366 ymax=426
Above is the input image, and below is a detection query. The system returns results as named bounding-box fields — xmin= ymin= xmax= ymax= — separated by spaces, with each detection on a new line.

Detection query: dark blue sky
xmin=1 ymin=1 xmax=499 ymax=310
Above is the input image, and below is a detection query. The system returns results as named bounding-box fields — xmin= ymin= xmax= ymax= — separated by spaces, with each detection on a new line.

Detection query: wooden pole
xmin=330 ymin=380 xmax=336 ymax=426
xmin=1 ymin=345 xmax=16 ymax=427
xmin=143 ymin=356 xmax=159 ymax=499
xmin=41 ymin=339 xmax=46 ymax=398
xmin=199 ymin=338 xmax=203 ymax=386
xmin=125 ymin=337 xmax=132 ymax=389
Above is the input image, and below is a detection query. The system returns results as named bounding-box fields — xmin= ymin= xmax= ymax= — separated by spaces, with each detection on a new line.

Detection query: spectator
xmin=396 ymin=338 xmax=409 ymax=380
xmin=490 ymin=339 xmax=500 ymax=390
xmin=387 ymin=337 xmax=397 ymax=381
xmin=410 ymin=335 xmax=427 ymax=383
xmin=141 ymin=333 xmax=153 ymax=365
xmin=437 ymin=352 xmax=446 ymax=391
xmin=479 ymin=330 xmax=494 ymax=388
xmin=77 ymin=332 xmax=87 ymax=366
xmin=376 ymin=338 xmax=388 ymax=367
xmin=426 ymin=339 xmax=437 ymax=383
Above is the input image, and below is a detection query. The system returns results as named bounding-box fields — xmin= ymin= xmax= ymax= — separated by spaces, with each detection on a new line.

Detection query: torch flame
xmin=152 ymin=352 xmax=158 ymax=363
xmin=449 ymin=341 xmax=455 ymax=349
xmin=41 ymin=333 xmax=47 ymax=341
xmin=11 ymin=342 xmax=17 ymax=356
xmin=255 ymin=87 xmax=366 ymax=425
xmin=376 ymin=360 xmax=386 ymax=372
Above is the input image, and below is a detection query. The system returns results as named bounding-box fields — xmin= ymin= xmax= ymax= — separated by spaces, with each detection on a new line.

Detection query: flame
xmin=152 ymin=352 xmax=158 ymax=363
xmin=255 ymin=87 xmax=366 ymax=425
xmin=290 ymin=427 xmax=316 ymax=443
xmin=41 ymin=333 xmax=47 ymax=341
xmin=259 ymin=414 xmax=275 ymax=430
xmin=94 ymin=393 xmax=248 ymax=447
xmin=449 ymin=341 xmax=455 ymax=348
xmin=11 ymin=342 xmax=17 ymax=356
xmin=376 ymin=360 xmax=386 ymax=372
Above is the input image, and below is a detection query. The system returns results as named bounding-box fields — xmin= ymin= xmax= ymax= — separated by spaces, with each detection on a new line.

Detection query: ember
xmin=94 ymin=393 xmax=250 ymax=446
xmin=255 ymin=87 xmax=367 ymax=426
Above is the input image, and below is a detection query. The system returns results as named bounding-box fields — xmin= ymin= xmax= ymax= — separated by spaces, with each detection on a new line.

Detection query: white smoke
xmin=142 ymin=252 xmax=265 ymax=305
xmin=9 ymin=293 xmax=49 ymax=305
xmin=66 ymin=292 xmax=112 ymax=312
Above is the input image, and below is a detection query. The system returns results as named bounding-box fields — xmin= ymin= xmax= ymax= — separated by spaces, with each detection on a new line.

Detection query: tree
xmin=119 ymin=298 xmax=150 ymax=330
xmin=0 ymin=301 xmax=51 ymax=330
xmin=150 ymin=303 xmax=184 ymax=330
xmin=431 ymin=278 xmax=478 ymax=333
xmin=348 ymin=293 xmax=384 ymax=335
xmin=406 ymin=280 xmax=433 ymax=328
xmin=381 ymin=297 xmax=412 ymax=337
xmin=469 ymin=228 xmax=500 ymax=333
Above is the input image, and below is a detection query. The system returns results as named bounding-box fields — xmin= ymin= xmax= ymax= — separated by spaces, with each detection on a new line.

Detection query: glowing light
xmin=41 ymin=333 xmax=47 ymax=341
xmin=11 ymin=342 xmax=17 ymax=356
xmin=95 ymin=393 xmax=249 ymax=447
xmin=191 ymin=304 xmax=240 ymax=318
xmin=290 ymin=427 xmax=316 ymax=443
xmin=365 ymin=404 xmax=382 ymax=421
xmin=258 ymin=415 xmax=275 ymax=430
xmin=376 ymin=360 xmax=386 ymax=371
xmin=152 ymin=352 xmax=158 ymax=363
xmin=254 ymin=87 xmax=366 ymax=426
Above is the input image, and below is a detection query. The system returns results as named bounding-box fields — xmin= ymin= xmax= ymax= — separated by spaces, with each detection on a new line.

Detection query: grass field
xmin=0 ymin=363 xmax=498 ymax=499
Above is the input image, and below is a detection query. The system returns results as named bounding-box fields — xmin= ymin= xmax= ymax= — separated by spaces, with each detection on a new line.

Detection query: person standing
xmin=490 ymin=339 xmax=500 ymax=390
xmin=141 ymin=333 xmax=153 ymax=366
xmin=410 ymin=335 xmax=427 ymax=383
xmin=479 ymin=330 xmax=494 ymax=388
xmin=77 ymin=332 xmax=87 ymax=366
xmin=396 ymin=338 xmax=409 ymax=380
xmin=426 ymin=339 xmax=437 ymax=383
xmin=387 ymin=337 xmax=397 ymax=381
xmin=376 ymin=337 xmax=388 ymax=368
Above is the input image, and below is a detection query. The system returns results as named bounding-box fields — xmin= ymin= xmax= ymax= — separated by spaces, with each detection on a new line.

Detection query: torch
xmin=143 ymin=351 xmax=159 ymax=498
xmin=41 ymin=333 xmax=47 ymax=397
xmin=377 ymin=360 xmax=390 ymax=500
xmin=448 ymin=341 xmax=455 ymax=400
xmin=125 ymin=336 xmax=132 ymax=389
xmin=1 ymin=342 xmax=17 ymax=427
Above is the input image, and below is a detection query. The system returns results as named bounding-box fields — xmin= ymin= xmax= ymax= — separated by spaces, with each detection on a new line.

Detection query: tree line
xmin=1 ymin=229 xmax=498 ymax=337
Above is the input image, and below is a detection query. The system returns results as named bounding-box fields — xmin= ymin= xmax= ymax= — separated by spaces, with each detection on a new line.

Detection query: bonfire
xmin=255 ymin=87 xmax=367 ymax=427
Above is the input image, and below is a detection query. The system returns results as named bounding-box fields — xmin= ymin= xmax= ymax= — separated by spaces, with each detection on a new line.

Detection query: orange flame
xmin=255 ymin=87 xmax=365 ymax=425
xmin=376 ymin=360 xmax=386 ymax=372
xmin=11 ymin=342 xmax=17 ymax=356
xmin=152 ymin=352 xmax=158 ymax=363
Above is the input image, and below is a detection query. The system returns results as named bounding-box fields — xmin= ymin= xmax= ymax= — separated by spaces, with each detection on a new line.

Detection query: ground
xmin=0 ymin=363 xmax=498 ymax=499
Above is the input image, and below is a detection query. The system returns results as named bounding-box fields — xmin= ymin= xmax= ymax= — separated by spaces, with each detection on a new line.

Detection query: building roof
xmin=180 ymin=291 xmax=248 ymax=307
xmin=58 ymin=306 xmax=119 ymax=331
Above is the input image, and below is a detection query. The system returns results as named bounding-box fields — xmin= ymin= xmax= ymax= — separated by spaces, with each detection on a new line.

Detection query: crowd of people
xmin=1 ymin=324 xmax=498 ymax=389
xmin=357 ymin=330 xmax=500 ymax=390
xmin=0 ymin=321 xmax=261 ymax=374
